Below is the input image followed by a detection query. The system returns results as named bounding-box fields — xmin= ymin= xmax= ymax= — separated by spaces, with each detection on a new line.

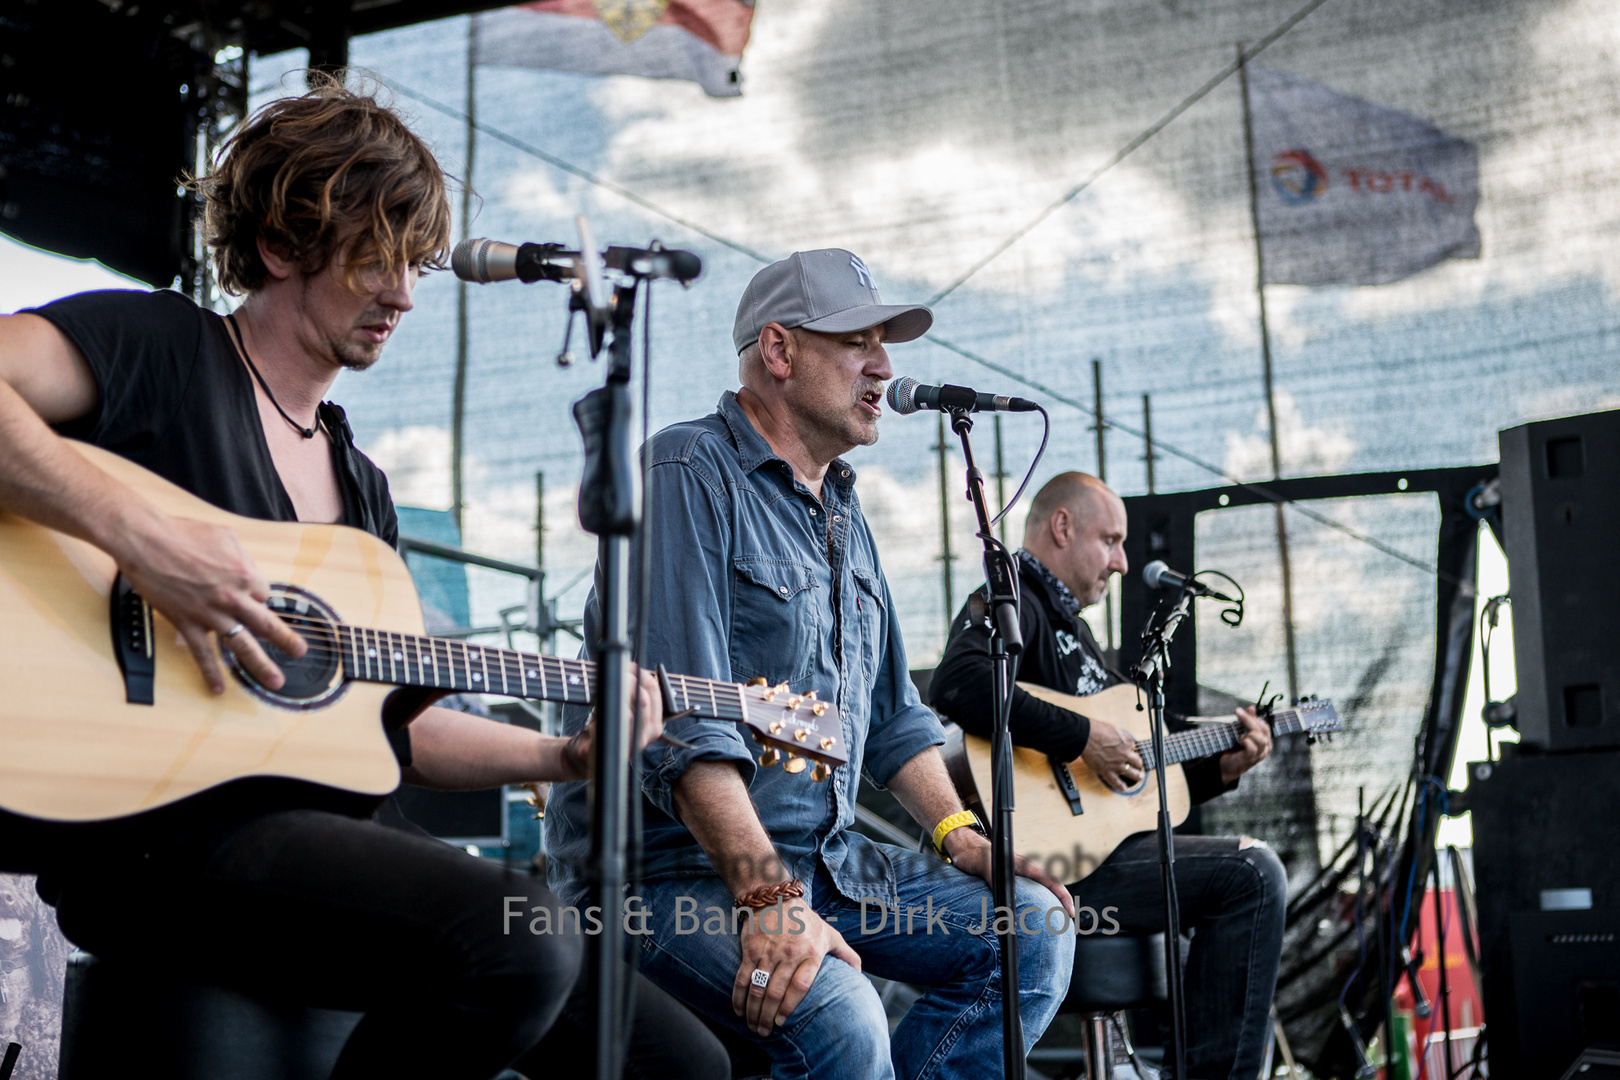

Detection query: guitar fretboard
xmin=1136 ymin=709 xmax=1307 ymax=771
xmin=337 ymin=625 xmax=752 ymax=721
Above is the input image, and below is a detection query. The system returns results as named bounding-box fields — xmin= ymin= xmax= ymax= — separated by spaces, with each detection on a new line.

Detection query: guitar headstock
xmin=739 ymin=679 xmax=847 ymax=781
xmin=1276 ymin=695 xmax=1342 ymax=743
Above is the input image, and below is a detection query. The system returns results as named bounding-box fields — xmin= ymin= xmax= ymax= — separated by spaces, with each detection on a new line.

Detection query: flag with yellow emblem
xmin=474 ymin=0 xmax=755 ymax=98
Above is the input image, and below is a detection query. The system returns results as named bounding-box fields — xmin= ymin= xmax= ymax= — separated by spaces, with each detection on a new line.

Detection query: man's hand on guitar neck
xmin=1218 ymin=706 xmax=1272 ymax=784
xmin=1082 ymin=719 xmax=1145 ymax=793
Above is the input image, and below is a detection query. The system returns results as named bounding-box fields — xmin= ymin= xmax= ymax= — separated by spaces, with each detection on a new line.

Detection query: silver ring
xmin=750 ymin=968 xmax=771 ymax=989
xmin=222 ymin=623 xmax=248 ymax=639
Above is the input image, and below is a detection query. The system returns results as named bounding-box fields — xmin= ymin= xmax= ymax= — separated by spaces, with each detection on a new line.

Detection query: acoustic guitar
xmin=942 ymin=682 xmax=1340 ymax=882
xmin=0 ymin=441 xmax=845 ymax=824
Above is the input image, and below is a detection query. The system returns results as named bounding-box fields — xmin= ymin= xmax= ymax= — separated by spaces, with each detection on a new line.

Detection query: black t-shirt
xmin=1 ymin=289 xmax=404 ymax=871
xmin=38 ymin=289 xmax=397 ymax=545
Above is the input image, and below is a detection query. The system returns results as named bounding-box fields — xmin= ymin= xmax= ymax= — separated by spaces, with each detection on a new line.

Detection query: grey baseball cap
xmin=733 ymin=248 xmax=933 ymax=353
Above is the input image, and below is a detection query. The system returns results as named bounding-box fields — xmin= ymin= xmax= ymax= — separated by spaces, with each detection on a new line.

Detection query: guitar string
xmin=242 ymin=613 xmax=755 ymax=718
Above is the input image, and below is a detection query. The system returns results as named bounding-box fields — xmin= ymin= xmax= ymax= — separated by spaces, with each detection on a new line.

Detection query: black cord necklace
xmin=226 ymin=313 xmax=317 ymax=440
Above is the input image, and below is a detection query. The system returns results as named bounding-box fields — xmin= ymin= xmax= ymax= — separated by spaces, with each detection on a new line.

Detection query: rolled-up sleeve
xmin=633 ymin=451 xmax=758 ymax=816
xmin=860 ymin=562 xmax=946 ymax=787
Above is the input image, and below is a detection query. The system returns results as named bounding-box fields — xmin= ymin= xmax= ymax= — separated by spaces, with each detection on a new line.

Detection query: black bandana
xmin=1017 ymin=548 xmax=1083 ymax=624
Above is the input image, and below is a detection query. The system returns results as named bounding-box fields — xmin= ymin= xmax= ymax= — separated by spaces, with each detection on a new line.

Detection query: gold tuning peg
xmin=804 ymin=690 xmax=818 ymax=700
xmin=783 ymin=753 xmax=808 ymax=775
xmin=759 ymin=747 xmax=781 ymax=768
xmin=747 ymin=677 xmax=768 ymax=687
xmin=521 ymin=782 xmax=547 ymax=820
xmin=810 ymin=762 xmax=830 ymax=783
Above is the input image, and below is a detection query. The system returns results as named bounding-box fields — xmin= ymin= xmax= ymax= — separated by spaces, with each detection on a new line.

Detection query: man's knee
xmin=1012 ymin=881 xmax=1075 ymax=999
xmin=786 ymin=956 xmax=889 ymax=1058
xmin=1243 ymin=841 xmax=1288 ymax=906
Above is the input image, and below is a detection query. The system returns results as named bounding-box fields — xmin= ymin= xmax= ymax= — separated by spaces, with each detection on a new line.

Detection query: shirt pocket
xmin=730 ymin=556 xmax=820 ymax=685
xmin=851 ymin=566 xmax=886 ymax=687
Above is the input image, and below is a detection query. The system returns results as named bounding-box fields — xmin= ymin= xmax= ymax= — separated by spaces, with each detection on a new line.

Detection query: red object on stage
xmin=1395 ymin=886 xmax=1485 ymax=1077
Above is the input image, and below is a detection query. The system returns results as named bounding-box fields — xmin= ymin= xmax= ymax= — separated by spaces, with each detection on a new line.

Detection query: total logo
xmin=1271 ymin=147 xmax=1457 ymax=205
xmin=1271 ymin=149 xmax=1329 ymax=204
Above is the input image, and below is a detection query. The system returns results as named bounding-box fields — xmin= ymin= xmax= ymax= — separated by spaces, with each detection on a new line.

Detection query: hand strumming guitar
xmin=1082 ymin=718 xmax=1145 ymax=792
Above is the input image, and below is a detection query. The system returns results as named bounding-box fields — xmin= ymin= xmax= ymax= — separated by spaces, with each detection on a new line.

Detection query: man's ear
xmin=756 ymin=322 xmax=795 ymax=382
xmin=1049 ymin=506 xmax=1074 ymax=549
xmin=255 ymin=233 xmax=296 ymax=283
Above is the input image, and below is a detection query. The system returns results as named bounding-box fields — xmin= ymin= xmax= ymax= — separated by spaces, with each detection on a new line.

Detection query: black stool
xmin=58 ymin=951 xmax=362 ymax=1080
xmin=1060 ymin=933 xmax=1168 ymax=1080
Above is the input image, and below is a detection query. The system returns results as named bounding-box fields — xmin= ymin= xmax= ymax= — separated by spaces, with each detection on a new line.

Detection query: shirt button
xmin=833 ymin=515 xmax=843 ymax=522
xmin=809 ymin=507 xmax=817 ymax=515
xmin=778 ymin=585 xmax=790 ymax=595
xmin=841 ymin=469 xmax=850 ymax=478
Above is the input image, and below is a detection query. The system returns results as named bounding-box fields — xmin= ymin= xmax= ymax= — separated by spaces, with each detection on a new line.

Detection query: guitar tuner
xmin=794 ymin=728 xmax=809 ymax=743
xmin=759 ymin=747 xmax=781 ymax=768
xmin=783 ymin=754 xmax=808 ymax=775
xmin=811 ymin=763 xmax=830 ymax=782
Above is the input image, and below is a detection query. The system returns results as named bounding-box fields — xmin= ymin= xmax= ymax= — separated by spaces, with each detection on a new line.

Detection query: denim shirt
xmin=544 ymin=392 xmax=945 ymax=907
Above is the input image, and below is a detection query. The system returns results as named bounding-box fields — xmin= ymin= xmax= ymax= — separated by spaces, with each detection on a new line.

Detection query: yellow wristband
xmin=932 ymin=810 xmax=983 ymax=858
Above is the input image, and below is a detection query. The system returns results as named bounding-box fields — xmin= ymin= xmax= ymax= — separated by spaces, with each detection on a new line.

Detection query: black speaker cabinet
xmin=1468 ymin=747 xmax=1620 ymax=1079
xmin=1499 ymin=409 xmax=1620 ymax=751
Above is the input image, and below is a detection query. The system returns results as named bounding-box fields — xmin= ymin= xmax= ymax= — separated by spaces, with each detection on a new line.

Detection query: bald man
xmin=929 ymin=472 xmax=1287 ymax=1080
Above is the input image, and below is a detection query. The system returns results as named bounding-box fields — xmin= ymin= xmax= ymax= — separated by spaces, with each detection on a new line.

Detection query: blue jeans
xmin=1068 ymin=833 xmax=1288 ymax=1080
xmin=635 ymin=844 xmax=1075 ymax=1080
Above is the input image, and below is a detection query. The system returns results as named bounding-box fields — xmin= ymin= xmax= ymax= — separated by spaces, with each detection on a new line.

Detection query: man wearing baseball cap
xmin=546 ymin=250 xmax=1075 ymax=1079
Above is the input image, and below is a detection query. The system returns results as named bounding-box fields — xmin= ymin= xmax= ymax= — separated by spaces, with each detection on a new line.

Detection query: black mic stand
xmin=571 ymin=270 xmax=648 ymax=1080
xmin=948 ymin=406 xmax=1026 ymax=1080
xmin=1128 ymin=588 xmax=1196 ymax=1080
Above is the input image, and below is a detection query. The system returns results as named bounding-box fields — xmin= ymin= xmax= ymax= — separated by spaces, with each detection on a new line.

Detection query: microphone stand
xmin=571 ymin=269 xmax=648 ymax=1080
xmin=1129 ymin=588 xmax=1195 ymax=1080
xmin=948 ymin=406 xmax=1026 ymax=1080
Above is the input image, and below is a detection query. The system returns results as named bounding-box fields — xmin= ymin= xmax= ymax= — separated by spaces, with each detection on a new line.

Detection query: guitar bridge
xmin=1051 ymin=759 xmax=1083 ymax=816
xmin=110 ymin=573 xmax=155 ymax=705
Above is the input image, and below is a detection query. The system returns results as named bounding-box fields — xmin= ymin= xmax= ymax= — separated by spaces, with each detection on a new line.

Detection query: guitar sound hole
xmin=223 ymin=585 xmax=347 ymax=711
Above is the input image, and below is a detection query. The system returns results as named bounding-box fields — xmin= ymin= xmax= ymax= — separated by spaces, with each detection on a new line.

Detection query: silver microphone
xmin=1143 ymin=560 xmax=1236 ymax=602
xmin=885 ymin=377 xmax=1039 ymax=416
xmin=451 ymin=238 xmax=576 ymax=284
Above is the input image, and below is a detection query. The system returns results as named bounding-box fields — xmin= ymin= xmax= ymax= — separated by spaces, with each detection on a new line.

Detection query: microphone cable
xmin=988 ymin=404 xmax=1050 ymax=529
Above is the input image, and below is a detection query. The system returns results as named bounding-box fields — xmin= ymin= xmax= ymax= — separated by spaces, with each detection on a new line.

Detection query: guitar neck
xmin=335 ymin=624 xmax=749 ymax=721
xmin=1136 ymin=708 xmax=1307 ymax=770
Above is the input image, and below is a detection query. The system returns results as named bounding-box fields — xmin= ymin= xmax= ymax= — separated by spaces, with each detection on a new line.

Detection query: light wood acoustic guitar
xmin=0 ymin=441 xmax=845 ymax=824
xmin=942 ymin=682 xmax=1340 ymax=882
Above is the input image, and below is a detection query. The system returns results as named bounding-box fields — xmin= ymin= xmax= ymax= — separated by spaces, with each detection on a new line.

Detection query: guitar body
xmin=0 ymin=441 xmax=417 ymax=823
xmin=944 ymin=682 xmax=1190 ymax=884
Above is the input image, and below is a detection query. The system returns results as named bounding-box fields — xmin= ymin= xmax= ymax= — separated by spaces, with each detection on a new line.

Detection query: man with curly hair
xmin=0 ymin=78 xmax=725 ymax=1080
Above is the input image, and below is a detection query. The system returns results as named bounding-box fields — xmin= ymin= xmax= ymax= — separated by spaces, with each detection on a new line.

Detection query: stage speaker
xmin=1499 ymin=408 xmax=1620 ymax=752
xmin=1468 ymin=746 xmax=1620 ymax=1080
xmin=1560 ymin=1048 xmax=1620 ymax=1080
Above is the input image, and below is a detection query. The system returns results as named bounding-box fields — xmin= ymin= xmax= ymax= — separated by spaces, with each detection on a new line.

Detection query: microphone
xmin=885 ymin=377 xmax=1039 ymax=416
xmin=452 ymin=238 xmax=703 ymax=285
xmin=452 ymin=238 xmax=575 ymax=284
xmin=1142 ymin=560 xmax=1236 ymax=602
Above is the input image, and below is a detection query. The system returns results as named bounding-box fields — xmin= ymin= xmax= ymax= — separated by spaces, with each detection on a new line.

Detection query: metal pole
xmin=535 ymin=470 xmax=546 ymax=573
xmin=936 ymin=411 xmax=956 ymax=629
xmin=1239 ymin=44 xmax=1301 ymax=701
xmin=1142 ymin=393 xmax=1157 ymax=494
xmin=1092 ymin=359 xmax=1115 ymax=652
xmin=993 ymin=414 xmax=1009 ymax=546
xmin=452 ymin=18 xmax=478 ymax=533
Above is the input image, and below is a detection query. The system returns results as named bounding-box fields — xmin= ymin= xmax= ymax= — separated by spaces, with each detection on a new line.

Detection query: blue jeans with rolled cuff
xmin=634 ymin=844 xmax=1075 ymax=1080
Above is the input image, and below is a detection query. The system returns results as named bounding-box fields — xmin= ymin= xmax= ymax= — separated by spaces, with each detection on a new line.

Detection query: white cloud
xmin=0 ymin=234 xmax=146 ymax=314
xmin=1223 ymin=391 xmax=1356 ymax=483
xmin=364 ymin=425 xmax=458 ymax=510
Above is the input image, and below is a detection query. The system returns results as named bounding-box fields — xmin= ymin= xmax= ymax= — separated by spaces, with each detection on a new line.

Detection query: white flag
xmin=1247 ymin=66 xmax=1480 ymax=286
